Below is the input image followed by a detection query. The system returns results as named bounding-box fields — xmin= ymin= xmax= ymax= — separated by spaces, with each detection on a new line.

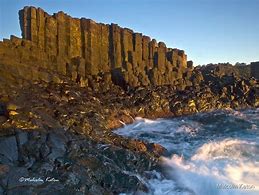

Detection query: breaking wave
xmin=115 ymin=108 xmax=259 ymax=195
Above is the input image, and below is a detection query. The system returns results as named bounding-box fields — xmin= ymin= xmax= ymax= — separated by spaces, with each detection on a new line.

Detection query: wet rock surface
xmin=0 ymin=129 xmax=158 ymax=194
xmin=0 ymin=81 xmax=166 ymax=194
xmin=0 ymin=69 xmax=258 ymax=194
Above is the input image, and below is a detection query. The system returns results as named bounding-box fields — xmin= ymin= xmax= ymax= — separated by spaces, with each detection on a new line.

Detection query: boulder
xmin=0 ymin=136 xmax=18 ymax=162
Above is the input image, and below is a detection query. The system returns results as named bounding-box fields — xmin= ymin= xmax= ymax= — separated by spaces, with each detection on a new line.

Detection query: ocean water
xmin=115 ymin=108 xmax=259 ymax=195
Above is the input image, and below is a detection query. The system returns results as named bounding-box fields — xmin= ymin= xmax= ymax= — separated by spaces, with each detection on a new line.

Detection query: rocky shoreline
xmin=0 ymin=68 xmax=258 ymax=194
xmin=0 ymin=6 xmax=258 ymax=195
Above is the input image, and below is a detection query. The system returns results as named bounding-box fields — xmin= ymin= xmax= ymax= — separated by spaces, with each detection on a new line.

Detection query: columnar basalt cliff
xmin=0 ymin=6 xmax=194 ymax=90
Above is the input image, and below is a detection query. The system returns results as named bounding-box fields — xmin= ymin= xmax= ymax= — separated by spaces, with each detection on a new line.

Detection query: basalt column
xmin=81 ymin=19 xmax=98 ymax=75
xmin=120 ymin=28 xmax=139 ymax=87
xmin=17 ymin=6 xmax=192 ymax=88
xmin=45 ymin=16 xmax=57 ymax=57
xmin=142 ymin=36 xmax=151 ymax=69
xmin=110 ymin=24 xmax=122 ymax=69
xmin=110 ymin=24 xmax=126 ymax=87
xmin=55 ymin=12 xmax=70 ymax=74
xmin=133 ymin=33 xmax=143 ymax=71
xmin=36 ymin=8 xmax=46 ymax=50
xmin=121 ymin=28 xmax=133 ymax=68
xmin=69 ymin=17 xmax=82 ymax=58
xmin=20 ymin=7 xmax=37 ymax=42
xmin=251 ymin=62 xmax=259 ymax=80
xmin=99 ymin=23 xmax=110 ymax=73
xmin=55 ymin=12 xmax=69 ymax=57
xmin=157 ymin=42 xmax=167 ymax=74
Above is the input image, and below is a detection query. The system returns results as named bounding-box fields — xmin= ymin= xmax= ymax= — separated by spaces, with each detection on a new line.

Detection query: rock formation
xmin=198 ymin=62 xmax=259 ymax=80
xmin=0 ymin=6 xmax=258 ymax=195
xmin=251 ymin=62 xmax=259 ymax=79
xmin=0 ymin=6 xmax=194 ymax=90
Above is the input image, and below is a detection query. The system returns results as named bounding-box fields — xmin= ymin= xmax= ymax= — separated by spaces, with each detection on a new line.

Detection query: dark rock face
xmin=251 ymin=62 xmax=259 ymax=80
xmin=0 ymin=130 xmax=158 ymax=194
xmin=0 ymin=136 xmax=18 ymax=163
xmin=198 ymin=62 xmax=259 ymax=80
xmin=0 ymin=81 xmax=171 ymax=194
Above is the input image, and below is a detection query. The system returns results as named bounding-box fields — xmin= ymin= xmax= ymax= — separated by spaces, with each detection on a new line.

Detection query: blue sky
xmin=0 ymin=0 xmax=258 ymax=65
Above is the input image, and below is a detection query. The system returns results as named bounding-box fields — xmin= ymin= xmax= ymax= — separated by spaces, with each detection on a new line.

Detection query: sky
xmin=0 ymin=0 xmax=258 ymax=65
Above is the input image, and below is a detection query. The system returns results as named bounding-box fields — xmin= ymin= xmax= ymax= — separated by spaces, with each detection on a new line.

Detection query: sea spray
xmin=115 ymin=109 xmax=259 ymax=195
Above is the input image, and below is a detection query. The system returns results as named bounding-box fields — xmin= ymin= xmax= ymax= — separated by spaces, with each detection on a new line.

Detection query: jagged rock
xmin=47 ymin=133 xmax=67 ymax=155
xmin=190 ymin=70 xmax=204 ymax=85
xmin=6 ymin=167 xmax=31 ymax=189
xmin=187 ymin=60 xmax=194 ymax=69
xmin=251 ymin=62 xmax=259 ymax=80
xmin=0 ymin=136 xmax=18 ymax=163
xmin=6 ymin=103 xmax=19 ymax=111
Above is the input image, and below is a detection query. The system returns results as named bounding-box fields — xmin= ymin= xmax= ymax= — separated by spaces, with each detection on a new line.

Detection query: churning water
xmin=115 ymin=108 xmax=259 ymax=195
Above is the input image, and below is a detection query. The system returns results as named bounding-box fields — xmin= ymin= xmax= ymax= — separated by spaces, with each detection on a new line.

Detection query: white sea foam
xmin=148 ymin=139 xmax=259 ymax=195
xmin=191 ymin=139 xmax=258 ymax=161
xmin=115 ymin=109 xmax=259 ymax=195
xmin=174 ymin=125 xmax=199 ymax=136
